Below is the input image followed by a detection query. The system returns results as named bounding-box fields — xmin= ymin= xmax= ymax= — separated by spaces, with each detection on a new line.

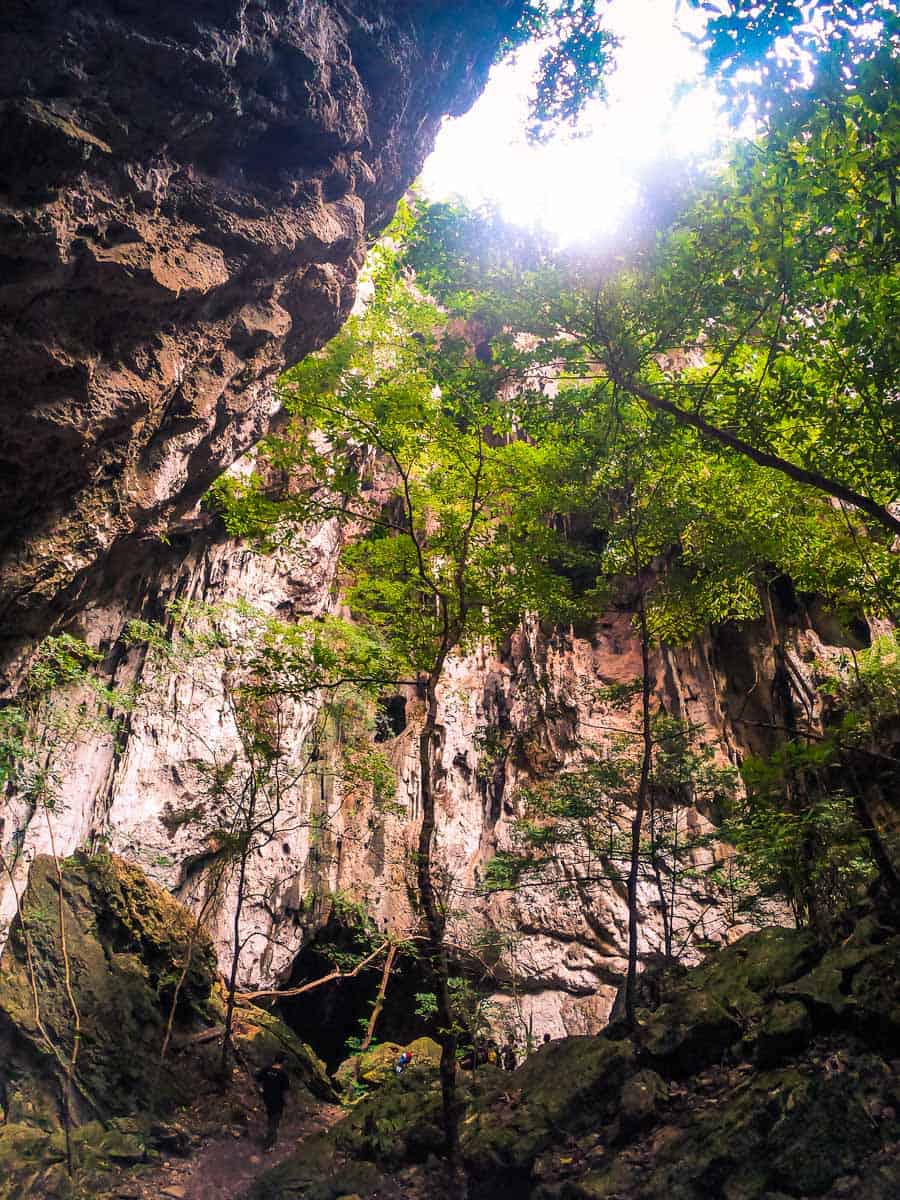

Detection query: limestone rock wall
xmin=0 ymin=0 xmax=522 ymax=618
xmin=0 ymin=504 xmax=860 ymax=1037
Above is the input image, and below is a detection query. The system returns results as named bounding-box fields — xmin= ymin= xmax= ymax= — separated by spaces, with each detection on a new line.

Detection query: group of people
xmin=458 ymin=1030 xmax=552 ymax=1073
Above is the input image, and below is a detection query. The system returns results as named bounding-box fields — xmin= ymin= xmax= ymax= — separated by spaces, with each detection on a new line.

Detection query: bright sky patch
xmin=419 ymin=0 xmax=728 ymax=244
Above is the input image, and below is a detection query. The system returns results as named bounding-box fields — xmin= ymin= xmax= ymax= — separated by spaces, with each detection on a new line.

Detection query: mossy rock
xmin=233 ymin=1004 xmax=335 ymax=1101
xmin=0 ymin=1117 xmax=150 ymax=1200
xmin=461 ymin=1036 xmax=636 ymax=1182
xmin=638 ymin=927 xmax=819 ymax=1075
xmin=780 ymin=921 xmax=900 ymax=1047
xmin=618 ymin=1069 xmax=669 ymax=1133
xmin=751 ymin=1000 xmax=812 ymax=1067
xmin=0 ymin=853 xmax=219 ymax=1132
xmin=0 ymin=1123 xmax=63 ymax=1200
xmin=637 ymin=1065 xmax=882 ymax=1200
xmin=555 ymin=1159 xmax=641 ymax=1199
xmin=335 ymin=1069 xmax=445 ymax=1167
xmin=335 ymin=1037 xmax=442 ymax=1099
xmin=357 ymin=1041 xmax=404 ymax=1087
xmin=405 ymin=1036 xmax=442 ymax=1070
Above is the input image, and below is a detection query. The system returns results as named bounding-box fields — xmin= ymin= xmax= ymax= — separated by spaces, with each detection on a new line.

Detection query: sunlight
xmin=419 ymin=0 xmax=728 ymax=243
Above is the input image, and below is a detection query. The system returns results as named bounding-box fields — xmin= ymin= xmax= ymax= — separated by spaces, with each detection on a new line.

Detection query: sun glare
xmin=419 ymin=0 xmax=727 ymax=245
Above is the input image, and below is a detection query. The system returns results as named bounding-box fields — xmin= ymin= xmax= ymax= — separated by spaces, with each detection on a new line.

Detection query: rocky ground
xmin=247 ymin=897 xmax=900 ymax=1200
xmin=3 ymin=854 xmax=899 ymax=1200
xmin=96 ymin=1089 xmax=343 ymax=1200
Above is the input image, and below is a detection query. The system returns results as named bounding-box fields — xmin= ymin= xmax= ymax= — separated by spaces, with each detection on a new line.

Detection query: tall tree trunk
xmin=220 ymin=792 xmax=254 ymax=1083
xmin=624 ymin=575 xmax=653 ymax=1029
xmin=647 ymin=793 xmax=673 ymax=961
xmin=416 ymin=669 xmax=462 ymax=1175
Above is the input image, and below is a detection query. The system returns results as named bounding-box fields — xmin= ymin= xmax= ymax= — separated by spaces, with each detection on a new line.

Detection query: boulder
xmin=618 ymin=1069 xmax=669 ymax=1133
xmin=638 ymin=927 xmax=820 ymax=1075
xmin=334 ymin=1037 xmax=441 ymax=1099
xmin=461 ymin=1036 xmax=636 ymax=1182
xmin=780 ymin=919 xmax=900 ymax=1048
xmin=0 ymin=853 xmax=217 ymax=1126
xmin=751 ymin=1000 xmax=812 ymax=1067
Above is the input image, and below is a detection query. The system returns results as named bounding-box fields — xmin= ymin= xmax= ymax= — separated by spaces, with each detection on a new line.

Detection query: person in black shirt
xmin=255 ymin=1052 xmax=290 ymax=1150
xmin=501 ymin=1036 xmax=517 ymax=1072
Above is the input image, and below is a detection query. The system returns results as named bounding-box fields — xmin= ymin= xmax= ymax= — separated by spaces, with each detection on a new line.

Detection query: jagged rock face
xmin=0 ymin=0 xmax=521 ymax=616
xmin=0 ymin=509 xmax=865 ymax=1039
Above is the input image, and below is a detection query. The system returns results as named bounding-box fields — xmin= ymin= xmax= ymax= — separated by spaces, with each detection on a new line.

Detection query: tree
xmin=501 ymin=0 xmax=619 ymax=139
xmin=487 ymin=715 xmax=737 ymax=951
xmin=687 ymin=0 xmax=900 ymax=121
xmin=405 ymin=12 xmax=900 ymax=546
xmin=396 ymin=36 xmax=900 ymax=903
xmin=213 ymin=234 xmax=581 ymax=1167
xmin=215 ymin=18 xmax=900 ymax=1073
xmin=723 ymin=628 xmax=900 ymax=924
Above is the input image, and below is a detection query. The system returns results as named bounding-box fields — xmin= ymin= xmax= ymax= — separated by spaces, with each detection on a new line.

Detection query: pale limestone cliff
xmin=0 ymin=497 xmax=864 ymax=1035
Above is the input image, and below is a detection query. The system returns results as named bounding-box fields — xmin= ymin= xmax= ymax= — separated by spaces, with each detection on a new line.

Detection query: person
xmin=256 ymin=1052 xmax=290 ymax=1151
xmin=501 ymin=1036 xmax=517 ymax=1072
xmin=473 ymin=1036 xmax=489 ymax=1068
xmin=486 ymin=1038 xmax=500 ymax=1066
xmin=395 ymin=1049 xmax=413 ymax=1075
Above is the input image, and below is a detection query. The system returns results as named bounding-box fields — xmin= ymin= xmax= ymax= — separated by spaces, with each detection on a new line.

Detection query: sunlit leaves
xmin=501 ymin=0 xmax=619 ymax=141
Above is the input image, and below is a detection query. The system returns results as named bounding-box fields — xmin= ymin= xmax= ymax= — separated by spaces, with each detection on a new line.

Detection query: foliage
xmin=485 ymin=715 xmax=738 ymax=957
xmin=819 ymin=632 xmax=900 ymax=742
xmin=713 ymin=634 xmax=900 ymax=926
xmin=502 ymin=0 xmax=619 ymax=140
xmin=687 ymin=0 xmax=900 ymax=121
xmin=1 ymin=635 xmax=130 ymax=842
xmin=414 ymin=975 xmax=498 ymax=1044
xmin=726 ymin=759 xmax=875 ymax=926
xmin=211 ymin=223 xmax=585 ymax=678
xmin=399 ymin=13 xmax=900 ymax=602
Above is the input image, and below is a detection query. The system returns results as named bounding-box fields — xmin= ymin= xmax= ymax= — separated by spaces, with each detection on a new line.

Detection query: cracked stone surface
xmin=0 ymin=0 xmax=521 ymax=620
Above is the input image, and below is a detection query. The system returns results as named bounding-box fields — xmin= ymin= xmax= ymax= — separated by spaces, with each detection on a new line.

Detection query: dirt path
xmin=113 ymin=1098 xmax=343 ymax=1200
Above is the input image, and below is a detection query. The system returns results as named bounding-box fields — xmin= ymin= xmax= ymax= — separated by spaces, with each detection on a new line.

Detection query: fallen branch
xmin=236 ymin=940 xmax=389 ymax=1002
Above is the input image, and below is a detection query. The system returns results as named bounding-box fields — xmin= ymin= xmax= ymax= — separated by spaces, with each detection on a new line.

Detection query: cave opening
xmin=374 ymin=693 xmax=407 ymax=742
xmin=275 ymin=918 xmax=432 ymax=1071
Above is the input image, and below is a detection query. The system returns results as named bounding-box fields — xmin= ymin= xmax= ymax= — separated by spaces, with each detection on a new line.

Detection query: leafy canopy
xmin=212 ymin=226 xmax=587 ymax=675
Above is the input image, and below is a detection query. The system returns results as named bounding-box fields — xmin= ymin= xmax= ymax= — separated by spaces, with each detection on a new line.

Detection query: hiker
xmin=395 ymin=1049 xmax=413 ymax=1075
xmin=542 ymin=1032 xmax=551 ymax=1045
xmin=473 ymin=1036 xmax=489 ymax=1068
xmin=501 ymin=1036 xmax=517 ymax=1072
xmin=486 ymin=1038 xmax=500 ymax=1066
xmin=256 ymin=1052 xmax=290 ymax=1151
